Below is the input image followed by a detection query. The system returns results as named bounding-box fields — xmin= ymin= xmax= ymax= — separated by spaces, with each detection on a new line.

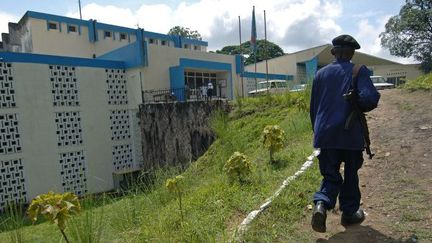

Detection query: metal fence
xmin=142 ymin=87 xmax=223 ymax=103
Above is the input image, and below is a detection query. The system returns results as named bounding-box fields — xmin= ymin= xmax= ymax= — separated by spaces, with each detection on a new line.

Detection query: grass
xmin=0 ymin=91 xmax=319 ymax=242
xmin=402 ymin=73 xmax=432 ymax=91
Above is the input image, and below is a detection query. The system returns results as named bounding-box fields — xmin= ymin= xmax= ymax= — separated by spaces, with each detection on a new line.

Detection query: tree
xmin=216 ymin=39 xmax=285 ymax=65
xmin=380 ymin=0 xmax=432 ymax=73
xmin=168 ymin=26 xmax=202 ymax=40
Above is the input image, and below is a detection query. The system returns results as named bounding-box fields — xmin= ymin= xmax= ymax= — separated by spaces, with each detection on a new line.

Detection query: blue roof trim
xmin=97 ymin=41 xmax=145 ymax=68
xmin=26 ymin=11 xmax=88 ymax=26
xmin=235 ymin=54 xmax=244 ymax=74
xmin=181 ymin=37 xmax=208 ymax=47
xmin=144 ymin=31 xmax=174 ymax=41
xmin=0 ymin=52 xmax=125 ymax=69
xmin=96 ymin=22 xmax=136 ymax=34
xmin=242 ymin=71 xmax=293 ymax=80
xmin=24 ymin=11 xmax=208 ymax=48
xmin=179 ymin=58 xmax=231 ymax=71
xmin=143 ymin=31 xmax=208 ymax=47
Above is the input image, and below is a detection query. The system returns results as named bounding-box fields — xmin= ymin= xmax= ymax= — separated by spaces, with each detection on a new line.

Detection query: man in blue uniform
xmin=310 ymin=34 xmax=380 ymax=232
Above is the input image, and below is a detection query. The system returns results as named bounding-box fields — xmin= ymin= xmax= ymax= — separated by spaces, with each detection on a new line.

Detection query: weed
xmin=402 ymin=73 xmax=432 ymax=91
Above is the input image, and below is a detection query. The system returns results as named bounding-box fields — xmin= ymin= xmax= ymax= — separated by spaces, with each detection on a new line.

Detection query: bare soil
xmin=307 ymin=89 xmax=432 ymax=242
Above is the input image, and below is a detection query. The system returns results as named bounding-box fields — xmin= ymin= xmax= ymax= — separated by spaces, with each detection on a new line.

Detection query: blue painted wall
xmin=235 ymin=55 xmax=244 ymax=74
xmin=242 ymin=71 xmax=293 ymax=80
xmin=169 ymin=58 xmax=233 ymax=100
xmin=97 ymin=42 xmax=143 ymax=68
xmin=305 ymin=57 xmax=318 ymax=83
xmin=0 ymin=52 xmax=125 ymax=69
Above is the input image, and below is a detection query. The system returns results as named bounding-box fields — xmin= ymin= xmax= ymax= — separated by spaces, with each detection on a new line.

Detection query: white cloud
xmin=67 ymin=3 xmax=138 ymax=27
xmin=59 ymin=0 xmax=416 ymax=63
xmin=355 ymin=16 xmax=415 ymax=64
xmin=65 ymin=0 xmax=343 ymax=51
xmin=0 ymin=11 xmax=19 ymax=35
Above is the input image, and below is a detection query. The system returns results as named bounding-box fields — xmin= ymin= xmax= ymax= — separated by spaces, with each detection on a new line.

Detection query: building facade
xmin=245 ymin=44 xmax=423 ymax=87
xmin=0 ymin=11 xmax=292 ymax=210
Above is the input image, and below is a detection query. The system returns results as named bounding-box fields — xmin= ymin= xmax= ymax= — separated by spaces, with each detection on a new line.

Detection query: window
xmin=184 ymin=44 xmax=190 ymax=49
xmin=104 ymin=31 xmax=112 ymax=38
xmin=149 ymin=38 xmax=155 ymax=44
xmin=194 ymin=45 xmax=200 ymax=50
xmin=68 ymin=25 xmax=77 ymax=33
xmin=48 ymin=22 xmax=58 ymax=30
xmin=161 ymin=40 xmax=167 ymax=46
xmin=120 ymin=33 xmax=127 ymax=40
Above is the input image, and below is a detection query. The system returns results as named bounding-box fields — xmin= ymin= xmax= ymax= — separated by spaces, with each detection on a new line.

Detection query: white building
xmin=0 ymin=10 xmax=422 ymax=210
xmin=245 ymin=44 xmax=423 ymax=86
xmin=0 ymin=11 xmax=293 ymax=210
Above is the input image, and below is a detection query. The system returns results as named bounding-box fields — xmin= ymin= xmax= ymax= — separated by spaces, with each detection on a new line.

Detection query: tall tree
xmin=216 ymin=39 xmax=284 ymax=65
xmin=168 ymin=26 xmax=202 ymax=40
xmin=380 ymin=0 xmax=432 ymax=73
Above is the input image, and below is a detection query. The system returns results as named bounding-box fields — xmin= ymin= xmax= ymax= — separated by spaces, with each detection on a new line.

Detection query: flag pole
xmin=251 ymin=6 xmax=257 ymax=92
xmin=78 ymin=0 xmax=82 ymax=20
xmin=239 ymin=16 xmax=244 ymax=97
xmin=264 ymin=10 xmax=269 ymax=95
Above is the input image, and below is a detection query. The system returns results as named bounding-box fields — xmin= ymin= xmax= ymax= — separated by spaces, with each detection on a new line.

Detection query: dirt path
xmin=308 ymin=89 xmax=432 ymax=242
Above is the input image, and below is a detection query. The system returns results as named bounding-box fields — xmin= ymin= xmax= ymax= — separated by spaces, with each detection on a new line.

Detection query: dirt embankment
xmin=310 ymin=89 xmax=432 ymax=242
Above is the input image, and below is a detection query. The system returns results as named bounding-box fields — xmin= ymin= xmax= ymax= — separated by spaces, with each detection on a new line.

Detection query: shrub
xmin=224 ymin=152 xmax=252 ymax=183
xmin=402 ymin=73 xmax=432 ymax=91
xmin=27 ymin=192 xmax=81 ymax=243
xmin=262 ymin=125 xmax=286 ymax=163
xmin=166 ymin=175 xmax=185 ymax=221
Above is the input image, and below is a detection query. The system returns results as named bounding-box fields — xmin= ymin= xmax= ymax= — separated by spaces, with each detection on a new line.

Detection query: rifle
xmin=343 ymin=64 xmax=375 ymax=159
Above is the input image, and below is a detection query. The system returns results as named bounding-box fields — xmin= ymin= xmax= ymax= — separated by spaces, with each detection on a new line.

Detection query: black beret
xmin=332 ymin=34 xmax=361 ymax=49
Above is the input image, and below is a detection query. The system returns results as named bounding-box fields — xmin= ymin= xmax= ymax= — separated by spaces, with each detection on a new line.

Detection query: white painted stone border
xmin=235 ymin=149 xmax=320 ymax=239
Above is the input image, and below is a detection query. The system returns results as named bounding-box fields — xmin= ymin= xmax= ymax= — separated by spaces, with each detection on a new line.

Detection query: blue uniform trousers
xmin=313 ymin=149 xmax=363 ymax=215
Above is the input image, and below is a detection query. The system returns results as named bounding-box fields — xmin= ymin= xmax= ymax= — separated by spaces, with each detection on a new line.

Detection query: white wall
xmin=28 ymin=18 xmax=138 ymax=58
xmin=30 ymin=19 xmax=95 ymax=58
xmin=0 ymin=61 xmax=142 ymax=207
xmin=141 ymin=44 xmax=238 ymax=94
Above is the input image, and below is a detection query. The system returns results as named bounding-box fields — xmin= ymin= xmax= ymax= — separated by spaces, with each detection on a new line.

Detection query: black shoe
xmin=341 ymin=209 xmax=365 ymax=226
xmin=311 ymin=201 xmax=327 ymax=233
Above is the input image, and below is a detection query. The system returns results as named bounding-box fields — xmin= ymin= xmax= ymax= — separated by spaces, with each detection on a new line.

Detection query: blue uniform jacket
xmin=310 ymin=59 xmax=380 ymax=150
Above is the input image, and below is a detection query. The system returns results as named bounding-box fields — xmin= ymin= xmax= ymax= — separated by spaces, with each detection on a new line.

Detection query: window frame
xmin=67 ymin=25 xmax=77 ymax=33
xmin=48 ymin=22 xmax=58 ymax=31
xmin=104 ymin=31 xmax=112 ymax=38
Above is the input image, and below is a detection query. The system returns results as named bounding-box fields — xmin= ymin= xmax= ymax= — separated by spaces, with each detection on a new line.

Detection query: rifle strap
xmin=351 ymin=63 xmax=375 ymax=159
xmin=351 ymin=64 xmax=362 ymax=89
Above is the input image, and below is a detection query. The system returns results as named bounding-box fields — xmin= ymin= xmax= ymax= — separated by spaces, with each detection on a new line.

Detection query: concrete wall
xmin=139 ymin=100 xmax=229 ymax=170
xmin=2 ymin=21 xmax=33 ymax=53
xmin=140 ymin=44 xmax=238 ymax=95
xmin=30 ymin=19 xmax=94 ymax=58
xmin=245 ymin=45 xmax=424 ymax=86
xmin=368 ymin=64 xmax=423 ymax=82
xmin=94 ymin=29 xmax=136 ymax=57
xmin=28 ymin=18 xmax=137 ymax=58
xmin=0 ymin=61 xmax=143 ymax=210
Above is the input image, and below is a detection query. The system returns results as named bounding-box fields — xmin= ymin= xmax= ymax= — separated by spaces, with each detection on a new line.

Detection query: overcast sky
xmin=0 ymin=0 xmax=415 ymax=64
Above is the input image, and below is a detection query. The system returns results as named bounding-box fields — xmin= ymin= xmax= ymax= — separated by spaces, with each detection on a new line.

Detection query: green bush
xmin=223 ymin=152 xmax=252 ymax=183
xmin=262 ymin=125 xmax=286 ymax=163
xmin=402 ymin=73 xmax=432 ymax=91
xmin=166 ymin=175 xmax=185 ymax=221
xmin=27 ymin=192 xmax=81 ymax=243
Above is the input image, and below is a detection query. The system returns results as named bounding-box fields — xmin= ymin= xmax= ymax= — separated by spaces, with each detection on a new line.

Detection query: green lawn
xmin=0 ymin=91 xmax=321 ymax=243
